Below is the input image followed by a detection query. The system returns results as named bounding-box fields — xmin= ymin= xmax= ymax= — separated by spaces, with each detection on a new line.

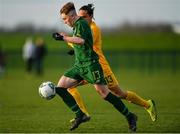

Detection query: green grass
xmin=0 ymin=69 xmax=180 ymax=133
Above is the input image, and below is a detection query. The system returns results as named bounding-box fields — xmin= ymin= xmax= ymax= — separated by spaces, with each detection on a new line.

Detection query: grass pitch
xmin=0 ymin=68 xmax=180 ymax=133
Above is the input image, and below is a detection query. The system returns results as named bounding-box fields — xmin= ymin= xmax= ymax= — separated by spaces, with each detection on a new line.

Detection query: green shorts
xmin=64 ymin=60 xmax=107 ymax=84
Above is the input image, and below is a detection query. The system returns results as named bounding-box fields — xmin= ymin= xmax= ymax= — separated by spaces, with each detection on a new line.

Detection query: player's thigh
xmin=104 ymin=72 xmax=127 ymax=97
xmin=68 ymin=80 xmax=88 ymax=89
xmin=104 ymin=72 xmax=119 ymax=88
xmin=57 ymin=75 xmax=79 ymax=88
xmin=58 ymin=66 xmax=83 ymax=88
xmin=76 ymin=80 xmax=88 ymax=87
xmin=94 ymin=84 xmax=109 ymax=98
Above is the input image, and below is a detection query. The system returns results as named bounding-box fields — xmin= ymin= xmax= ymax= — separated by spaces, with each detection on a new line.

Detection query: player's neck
xmin=73 ymin=16 xmax=80 ymax=26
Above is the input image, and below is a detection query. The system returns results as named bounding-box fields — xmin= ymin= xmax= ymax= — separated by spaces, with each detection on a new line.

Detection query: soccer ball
xmin=39 ymin=81 xmax=56 ymax=100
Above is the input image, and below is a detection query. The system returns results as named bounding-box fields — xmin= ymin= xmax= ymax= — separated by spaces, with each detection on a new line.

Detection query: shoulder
xmin=90 ymin=22 xmax=101 ymax=34
xmin=75 ymin=17 xmax=89 ymax=27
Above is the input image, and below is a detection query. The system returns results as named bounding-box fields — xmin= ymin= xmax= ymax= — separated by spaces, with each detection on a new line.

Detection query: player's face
xmin=78 ymin=10 xmax=92 ymax=24
xmin=61 ymin=13 xmax=73 ymax=27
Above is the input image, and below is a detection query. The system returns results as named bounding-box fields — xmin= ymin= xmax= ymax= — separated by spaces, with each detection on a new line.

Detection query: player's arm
xmin=63 ymin=36 xmax=84 ymax=45
xmin=52 ymin=32 xmax=84 ymax=45
xmin=52 ymin=33 xmax=75 ymax=55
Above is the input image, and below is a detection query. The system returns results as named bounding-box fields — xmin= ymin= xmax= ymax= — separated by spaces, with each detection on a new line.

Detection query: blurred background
xmin=0 ymin=0 xmax=180 ymax=132
xmin=0 ymin=0 xmax=180 ymax=74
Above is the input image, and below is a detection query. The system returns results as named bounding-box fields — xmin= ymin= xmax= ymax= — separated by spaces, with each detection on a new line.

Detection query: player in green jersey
xmin=53 ymin=2 xmax=137 ymax=132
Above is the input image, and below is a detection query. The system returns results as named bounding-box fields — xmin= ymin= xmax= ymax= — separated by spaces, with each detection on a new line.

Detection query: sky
xmin=0 ymin=0 xmax=180 ymax=30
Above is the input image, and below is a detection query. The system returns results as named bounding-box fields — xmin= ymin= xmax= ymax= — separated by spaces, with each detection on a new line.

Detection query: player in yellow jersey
xmin=68 ymin=4 xmax=157 ymax=123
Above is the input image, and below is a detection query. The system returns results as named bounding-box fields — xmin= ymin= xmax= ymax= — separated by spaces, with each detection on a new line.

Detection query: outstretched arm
xmin=63 ymin=36 xmax=84 ymax=45
xmin=52 ymin=32 xmax=84 ymax=45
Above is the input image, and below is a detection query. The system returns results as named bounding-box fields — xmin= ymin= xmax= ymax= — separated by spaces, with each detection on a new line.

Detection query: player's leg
xmin=111 ymin=85 xmax=157 ymax=121
xmin=68 ymin=87 xmax=90 ymax=119
xmin=110 ymin=86 xmax=150 ymax=108
xmin=68 ymin=80 xmax=90 ymax=117
xmin=105 ymin=73 xmax=157 ymax=121
xmin=55 ymin=68 xmax=87 ymax=131
xmin=83 ymin=62 xmax=137 ymax=132
xmin=94 ymin=84 xmax=137 ymax=132
xmin=56 ymin=75 xmax=85 ymax=116
xmin=105 ymin=73 xmax=148 ymax=107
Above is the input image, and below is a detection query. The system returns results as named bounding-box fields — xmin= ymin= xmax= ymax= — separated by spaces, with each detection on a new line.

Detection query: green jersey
xmin=73 ymin=17 xmax=98 ymax=66
xmin=64 ymin=17 xmax=106 ymax=84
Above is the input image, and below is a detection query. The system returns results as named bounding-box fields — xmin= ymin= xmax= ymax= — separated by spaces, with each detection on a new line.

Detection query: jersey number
xmin=105 ymin=75 xmax=113 ymax=84
xmin=92 ymin=71 xmax=100 ymax=81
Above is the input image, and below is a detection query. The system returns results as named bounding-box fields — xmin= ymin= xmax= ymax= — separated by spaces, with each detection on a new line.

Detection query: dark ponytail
xmin=79 ymin=4 xmax=95 ymax=18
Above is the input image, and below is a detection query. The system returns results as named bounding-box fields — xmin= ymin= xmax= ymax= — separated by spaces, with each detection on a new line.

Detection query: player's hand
xmin=52 ymin=33 xmax=64 ymax=41
xmin=67 ymin=49 xmax=74 ymax=55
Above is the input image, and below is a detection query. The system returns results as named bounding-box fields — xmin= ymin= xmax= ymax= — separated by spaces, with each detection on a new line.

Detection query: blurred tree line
xmin=0 ymin=22 xmax=174 ymax=34
xmin=102 ymin=22 xmax=173 ymax=34
xmin=0 ymin=23 xmax=57 ymax=33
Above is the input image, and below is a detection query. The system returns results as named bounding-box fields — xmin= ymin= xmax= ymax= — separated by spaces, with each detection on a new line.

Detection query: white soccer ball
xmin=39 ymin=81 xmax=56 ymax=100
